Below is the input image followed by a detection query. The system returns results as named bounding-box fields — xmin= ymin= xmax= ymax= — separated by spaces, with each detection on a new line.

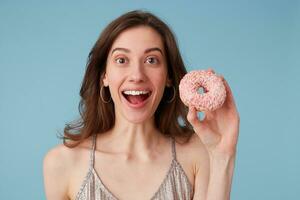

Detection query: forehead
xmin=109 ymin=26 xmax=165 ymax=54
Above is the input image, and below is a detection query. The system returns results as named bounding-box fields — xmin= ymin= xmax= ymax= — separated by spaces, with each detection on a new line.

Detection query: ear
xmin=166 ymin=77 xmax=172 ymax=87
xmin=102 ymin=72 xmax=109 ymax=87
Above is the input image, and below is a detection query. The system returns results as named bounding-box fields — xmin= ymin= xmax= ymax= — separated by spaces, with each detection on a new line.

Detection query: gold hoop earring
xmin=166 ymin=85 xmax=176 ymax=103
xmin=100 ymin=85 xmax=111 ymax=103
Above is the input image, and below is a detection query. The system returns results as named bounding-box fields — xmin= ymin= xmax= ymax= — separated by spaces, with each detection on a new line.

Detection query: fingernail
xmin=208 ymin=68 xmax=215 ymax=73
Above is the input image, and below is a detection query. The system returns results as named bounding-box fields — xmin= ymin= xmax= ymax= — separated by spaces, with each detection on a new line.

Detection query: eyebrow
xmin=111 ymin=47 xmax=164 ymax=56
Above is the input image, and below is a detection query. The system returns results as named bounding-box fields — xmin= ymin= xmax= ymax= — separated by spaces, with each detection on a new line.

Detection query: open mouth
xmin=121 ymin=90 xmax=152 ymax=105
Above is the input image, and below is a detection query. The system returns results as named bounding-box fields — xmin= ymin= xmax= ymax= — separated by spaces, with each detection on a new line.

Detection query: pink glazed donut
xmin=179 ymin=69 xmax=226 ymax=111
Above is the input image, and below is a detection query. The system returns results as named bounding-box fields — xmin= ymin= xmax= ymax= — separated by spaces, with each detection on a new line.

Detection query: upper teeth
xmin=123 ymin=90 xmax=150 ymax=95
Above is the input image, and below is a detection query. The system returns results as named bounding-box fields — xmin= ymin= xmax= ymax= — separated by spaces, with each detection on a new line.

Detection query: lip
xmin=120 ymin=90 xmax=152 ymax=109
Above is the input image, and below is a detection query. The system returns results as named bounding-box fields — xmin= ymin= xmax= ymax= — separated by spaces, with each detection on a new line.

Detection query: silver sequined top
xmin=75 ymin=134 xmax=194 ymax=200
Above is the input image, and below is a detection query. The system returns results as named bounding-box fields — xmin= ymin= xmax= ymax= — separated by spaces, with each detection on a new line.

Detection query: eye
xmin=115 ymin=57 xmax=127 ymax=64
xmin=145 ymin=57 xmax=159 ymax=64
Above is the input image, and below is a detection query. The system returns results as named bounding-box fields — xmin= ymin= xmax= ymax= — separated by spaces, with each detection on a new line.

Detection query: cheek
xmin=154 ymin=76 xmax=167 ymax=86
xmin=106 ymin=68 xmax=122 ymax=83
xmin=106 ymin=71 xmax=122 ymax=94
xmin=155 ymin=68 xmax=168 ymax=83
xmin=151 ymin=69 xmax=168 ymax=91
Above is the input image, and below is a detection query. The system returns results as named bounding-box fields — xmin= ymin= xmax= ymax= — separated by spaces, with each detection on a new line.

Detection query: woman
xmin=43 ymin=10 xmax=240 ymax=200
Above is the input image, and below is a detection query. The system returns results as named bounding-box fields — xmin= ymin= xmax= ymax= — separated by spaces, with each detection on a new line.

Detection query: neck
xmin=104 ymin=115 xmax=165 ymax=161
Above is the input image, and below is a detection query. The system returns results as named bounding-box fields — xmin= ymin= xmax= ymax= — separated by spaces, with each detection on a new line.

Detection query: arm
xmin=191 ymin=142 xmax=236 ymax=200
xmin=190 ymin=134 xmax=210 ymax=200
xmin=206 ymin=152 xmax=236 ymax=200
xmin=187 ymin=71 xmax=240 ymax=200
xmin=43 ymin=144 xmax=70 ymax=200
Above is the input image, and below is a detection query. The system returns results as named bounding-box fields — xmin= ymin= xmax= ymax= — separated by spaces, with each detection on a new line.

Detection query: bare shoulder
xmin=174 ymin=133 xmax=210 ymax=198
xmin=43 ymin=143 xmax=76 ymax=174
xmin=175 ymin=133 xmax=209 ymax=174
xmin=43 ymin=137 xmax=92 ymax=200
xmin=43 ymin=143 xmax=74 ymax=200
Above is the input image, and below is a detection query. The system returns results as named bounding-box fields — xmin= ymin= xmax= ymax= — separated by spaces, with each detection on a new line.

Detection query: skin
xmin=187 ymin=69 xmax=240 ymax=199
xmin=43 ymin=25 xmax=239 ymax=200
xmin=100 ymin=25 xmax=172 ymax=159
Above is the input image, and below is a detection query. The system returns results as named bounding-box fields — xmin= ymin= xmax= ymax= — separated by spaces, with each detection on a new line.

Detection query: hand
xmin=187 ymin=69 xmax=240 ymax=156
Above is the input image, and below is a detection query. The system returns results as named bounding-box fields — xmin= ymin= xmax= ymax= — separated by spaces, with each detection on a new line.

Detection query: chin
xmin=123 ymin=113 xmax=153 ymax=124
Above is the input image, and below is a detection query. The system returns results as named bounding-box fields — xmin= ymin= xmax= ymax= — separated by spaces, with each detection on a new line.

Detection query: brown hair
xmin=59 ymin=9 xmax=194 ymax=147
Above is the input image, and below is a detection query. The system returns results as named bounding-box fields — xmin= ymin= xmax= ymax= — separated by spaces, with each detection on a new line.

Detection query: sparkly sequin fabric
xmin=75 ymin=134 xmax=194 ymax=200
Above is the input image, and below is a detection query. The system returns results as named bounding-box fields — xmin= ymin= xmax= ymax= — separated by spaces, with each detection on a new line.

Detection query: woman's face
xmin=103 ymin=26 xmax=171 ymax=123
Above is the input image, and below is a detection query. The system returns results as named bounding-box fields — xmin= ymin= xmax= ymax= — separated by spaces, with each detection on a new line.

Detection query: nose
xmin=129 ymin=62 xmax=146 ymax=83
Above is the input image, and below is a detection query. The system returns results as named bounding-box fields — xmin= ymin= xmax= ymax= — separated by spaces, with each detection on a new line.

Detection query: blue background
xmin=1 ymin=0 xmax=299 ymax=199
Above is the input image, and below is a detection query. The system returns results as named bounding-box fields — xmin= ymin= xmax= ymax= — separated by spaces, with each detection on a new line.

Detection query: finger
xmin=187 ymin=106 xmax=207 ymax=132
xmin=221 ymin=76 xmax=237 ymax=108
xmin=203 ymin=110 xmax=214 ymax=121
xmin=188 ymin=107 xmax=221 ymax=145
xmin=207 ymin=67 xmax=215 ymax=74
xmin=187 ymin=106 xmax=200 ymax=126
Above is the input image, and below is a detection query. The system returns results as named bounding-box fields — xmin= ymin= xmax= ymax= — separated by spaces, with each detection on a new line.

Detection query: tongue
xmin=127 ymin=94 xmax=148 ymax=104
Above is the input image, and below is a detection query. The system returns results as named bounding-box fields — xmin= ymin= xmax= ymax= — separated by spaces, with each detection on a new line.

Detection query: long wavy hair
xmin=59 ymin=9 xmax=194 ymax=147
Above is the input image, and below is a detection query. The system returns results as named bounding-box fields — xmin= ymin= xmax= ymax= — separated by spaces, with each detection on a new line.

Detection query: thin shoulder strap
xmin=171 ymin=137 xmax=177 ymax=161
xmin=89 ymin=133 xmax=97 ymax=169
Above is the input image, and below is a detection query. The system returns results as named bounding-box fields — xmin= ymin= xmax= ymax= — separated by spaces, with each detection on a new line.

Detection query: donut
xmin=179 ymin=69 xmax=226 ymax=111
